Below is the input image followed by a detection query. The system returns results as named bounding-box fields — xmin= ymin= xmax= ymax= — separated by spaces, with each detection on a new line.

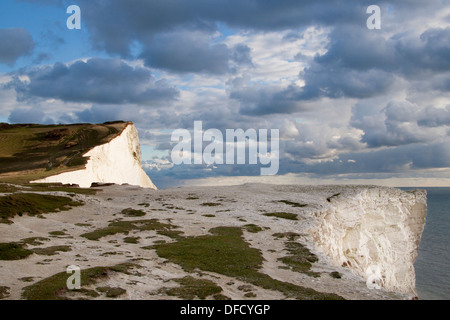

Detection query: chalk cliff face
xmin=311 ymin=187 xmax=426 ymax=296
xmin=32 ymin=124 xmax=157 ymax=189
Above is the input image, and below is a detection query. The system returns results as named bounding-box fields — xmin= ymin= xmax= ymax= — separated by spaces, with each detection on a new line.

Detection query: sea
xmin=400 ymin=187 xmax=450 ymax=300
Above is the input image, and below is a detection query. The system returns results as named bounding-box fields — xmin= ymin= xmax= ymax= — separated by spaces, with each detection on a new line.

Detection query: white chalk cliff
xmin=311 ymin=187 xmax=427 ymax=296
xmin=32 ymin=123 xmax=157 ymax=189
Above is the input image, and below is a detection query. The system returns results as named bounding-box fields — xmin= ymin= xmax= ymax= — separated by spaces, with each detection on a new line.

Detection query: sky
xmin=1 ymin=0 xmax=450 ymax=189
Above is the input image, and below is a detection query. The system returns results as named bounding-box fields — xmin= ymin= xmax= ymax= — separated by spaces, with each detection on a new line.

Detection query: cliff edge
xmin=31 ymin=123 xmax=157 ymax=189
xmin=311 ymin=187 xmax=427 ymax=296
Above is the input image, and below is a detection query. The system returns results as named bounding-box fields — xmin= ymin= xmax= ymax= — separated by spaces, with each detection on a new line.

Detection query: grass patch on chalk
xmin=277 ymin=241 xmax=321 ymax=277
xmin=0 ymin=242 xmax=34 ymax=260
xmin=277 ymin=200 xmax=307 ymax=208
xmin=138 ymin=203 xmax=150 ymax=207
xmin=123 ymin=236 xmax=140 ymax=244
xmin=21 ymin=262 xmax=138 ymax=300
xmin=272 ymin=232 xmax=302 ymax=241
xmin=200 ymin=202 xmax=222 ymax=207
xmin=20 ymin=237 xmax=50 ymax=246
xmin=48 ymin=230 xmax=70 ymax=237
xmin=32 ymin=245 xmax=71 ymax=256
xmin=330 ymin=271 xmax=342 ymax=279
xmin=158 ymin=276 xmax=223 ymax=300
xmin=0 ymin=193 xmax=83 ymax=224
xmin=242 ymin=224 xmax=264 ymax=233
xmin=263 ymin=212 xmax=298 ymax=221
xmin=75 ymin=223 xmax=92 ymax=227
xmin=0 ymin=286 xmax=10 ymax=299
xmin=120 ymin=208 xmax=146 ymax=217
xmin=154 ymin=226 xmax=343 ymax=300
xmin=23 ymin=183 xmax=97 ymax=195
xmin=96 ymin=286 xmax=127 ymax=298
xmin=81 ymin=219 xmax=182 ymax=241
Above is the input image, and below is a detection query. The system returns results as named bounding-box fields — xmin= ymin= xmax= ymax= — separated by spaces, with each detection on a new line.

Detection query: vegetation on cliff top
xmin=154 ymin=226 xmax=344 ymax=300
xmin=0 ymin=121 xmax=129 ymax=183
xmin=0 ymin=192 xmax=84 ymax=224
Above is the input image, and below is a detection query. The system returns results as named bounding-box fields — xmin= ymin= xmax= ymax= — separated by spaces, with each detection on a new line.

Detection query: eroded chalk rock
xmin=311 ymin=187 xmax=426 ymax=296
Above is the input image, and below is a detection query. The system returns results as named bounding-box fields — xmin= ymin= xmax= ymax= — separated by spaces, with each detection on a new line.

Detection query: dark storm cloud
xmin=394 ymin=27 xmax=450 ymax=75
xmin=431 ymin=75 xmax=450 ymax=92
xmin=6 ymin=58 xmax=179 ymax=104
xmin=76 ymin=0 xmax=375 ymax=57
xmin=230 ymin=83 xmax=306 ymax=116
xmin=417 ymin=105 xmax=450 ymax=128
xmin=141 ymin=32 xmax=230 ymax=74
xmin=350 ymin=100 xmax=450 ymax=149
xmin=140 ymin=30 xmax=252 ymax=74
xmin=315 ymin=27 xmax=450 ymax=76
xmin=0 ymin=28 xmax=34 ymax=66
xmin=232 ymin=23 xmax=450 ymax=116
xmin=231 ymin=44 xmax=253 ymax=66
xmin=293 ymin=25 xmax=399 ymax=101
xmin=231 ymin=68 xmax=394 ymax=116
xmin=300 ymin=26 xmax=450 ymax=98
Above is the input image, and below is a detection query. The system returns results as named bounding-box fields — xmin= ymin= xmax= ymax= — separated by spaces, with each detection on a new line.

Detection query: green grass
xmin=0 ymin=184 xmax=18 ymax=193
xmin=120 ymin=208 xmax=146 ymax=217
xmin=0 ymin=122 xmax=128 ymax=184
xmin=23 ymin=183 xmax=97 ymax=195
xmin=123 ymin=236 xmax=140 ymax=244
xmin=0 ymin=193 xmax=83 ymax=224
xmin=20 ymin=237 xmax=50 ymax=246
xmin=32 ymin=245 xmax=72 ymax=256
xmin=138 ymin=202 xmax=150 ymax=207
xmin=75 ymin=223 xmax=92 ymax=227
xmin=48 ymin=231 xmax=68 ymax=237
xmin=154 ymin=227 xmax=343 ymax=300
xmin=200 ymin=202 xmax=222 ymax=207
xmin=96 ymin=286 xmax=127 ymax=298
xmin=19 ymin=277 xmax=35 ymax=283
xmin=277 ymin=200 xmax=308 ymax=208
xmin=159 ymin=276 xmax=223 ymax=300
xmin=21 ymin=262 xmax=138 ymax=300
xmin=263 ymin=212 xmax=298 ymax=221
xmin=0 ymin=286 xmax=10 ymax=299
xmin=277 ymin=241 xmax=321 ymax=277
xmin=272 ymin=232 xmax=301 ymax=241
xmin=81 ymin=219 xmax=181 ymax=241
xmin=242 ymin=224 xmax=264 ymax=233
xmin=0 ymin=242 xmax=34 ymax=260
xmin=330 ymin=271 xmax=342 ymax=279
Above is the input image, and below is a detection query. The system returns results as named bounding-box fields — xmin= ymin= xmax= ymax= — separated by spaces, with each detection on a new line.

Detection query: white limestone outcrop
xmin=311 ymin=187 xmax=427 ymax=296
xmin=32 ymin=123 xmax=157 ymax=189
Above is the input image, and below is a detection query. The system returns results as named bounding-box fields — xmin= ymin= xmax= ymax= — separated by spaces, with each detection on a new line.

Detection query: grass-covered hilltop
xmin=0 ymin=121 xmax=130 ymax=184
